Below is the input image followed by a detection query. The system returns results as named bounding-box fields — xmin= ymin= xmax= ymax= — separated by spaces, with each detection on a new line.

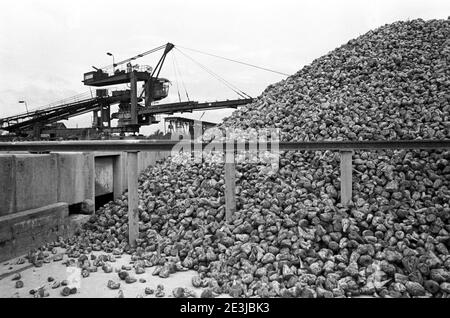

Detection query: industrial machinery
xmin=0 ymin=42 xmax=287 ymax=140
xmin=0 ymin=90 xmax=131 ymax=139
xmin=83 ymin=43 xmax=176 ymax=134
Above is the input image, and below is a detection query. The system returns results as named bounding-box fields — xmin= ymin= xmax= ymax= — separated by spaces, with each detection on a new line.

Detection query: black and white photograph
xmin=0 ymin=0 xmax=449 ymax=307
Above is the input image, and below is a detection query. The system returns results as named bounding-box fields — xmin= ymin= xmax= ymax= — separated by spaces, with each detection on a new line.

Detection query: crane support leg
xmin=92 ymin=110 xmax=98 ymax=128
xmin=100 ymin=106 xmax=105 ymax=130
xmin=33 ymin=124 xmax=41 ymax=140
xmin=130 ymin=71 xmax=138 ymax=126
xmin=145 ymin=80 xmax=152 ymax=107
xmin=107 ymin=105 xmax=111 ymax=128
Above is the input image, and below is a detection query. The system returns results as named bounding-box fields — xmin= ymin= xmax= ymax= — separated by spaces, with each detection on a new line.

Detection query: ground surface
xmin=0 ymin=250 xmax=224 ymax=298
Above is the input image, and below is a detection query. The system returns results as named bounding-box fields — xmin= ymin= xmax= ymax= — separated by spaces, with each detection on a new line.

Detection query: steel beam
xmin=139 ymin=98 xmax=253 ymax=116
xmin=225 ymin=149 xmax=236 ymax=223
xmin=130 ymin=71 xmax=138 ymax=126
xmin=340 ymin=151 xmax=353 ymax=206
xmin=127 ymin=151 xmax=139 ymax=247
xmin=0 ymin=139 xmax=449 ymax=153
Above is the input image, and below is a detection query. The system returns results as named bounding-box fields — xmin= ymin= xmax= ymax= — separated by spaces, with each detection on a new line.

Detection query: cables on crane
xmin=173 ymin=52 xmax=190 ymax=102
xmin=176 ymin=45 xmax=290 ymax=77
xmin=100 ymin=43 xmax=280 ymax=102
xmin=171 ymin=54 xmax=182 ymax=103
xmin=175 ymin=48 xmax=252 ymax=99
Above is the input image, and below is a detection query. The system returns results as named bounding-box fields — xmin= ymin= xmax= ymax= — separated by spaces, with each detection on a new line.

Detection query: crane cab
xmin=151 ymin=79 xmax=170 ymax=101
xmin=83 ymin=69 xmax=109 ymax=84
xmin=83 ymin=68 xmax=170 ymax=102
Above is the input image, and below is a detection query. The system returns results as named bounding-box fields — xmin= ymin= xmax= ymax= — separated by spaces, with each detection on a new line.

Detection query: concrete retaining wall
xmin=0 ymin=155 xmax=15 ymax=215
xmin=0 ymin=150 xmax=170 ymax=261
xmin=0 ymin=203 xmax=70 ymax=262
xmin=0 ymin=151 xmax=170 ymax=217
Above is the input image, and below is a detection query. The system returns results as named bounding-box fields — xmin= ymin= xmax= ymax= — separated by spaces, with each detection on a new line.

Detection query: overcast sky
xmin=0 ymin=0 xmax=448 ymax=135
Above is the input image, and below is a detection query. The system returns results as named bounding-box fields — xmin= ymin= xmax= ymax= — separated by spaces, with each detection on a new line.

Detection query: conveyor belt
xmin=0 ymin=95 xmax=123 ymax=132
xmin=0 ymin=96 xmax=253 ymax=133
xmin=139 ymin=98 xmax=253 ymax=115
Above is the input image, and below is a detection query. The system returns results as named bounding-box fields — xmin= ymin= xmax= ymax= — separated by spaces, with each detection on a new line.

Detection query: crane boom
xmin=103 ymin=44 xmax=167 ymax=70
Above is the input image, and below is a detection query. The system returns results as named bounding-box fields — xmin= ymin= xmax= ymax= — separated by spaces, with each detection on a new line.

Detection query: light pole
xmin=18 ymin=100 xmax=29 ymax=114
xmin=107 ymin=52 xmax=116 ymax=73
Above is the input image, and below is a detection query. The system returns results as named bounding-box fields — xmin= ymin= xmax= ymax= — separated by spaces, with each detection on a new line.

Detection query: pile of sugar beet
xmin=46 ymin=18 xmax=450 ymax=297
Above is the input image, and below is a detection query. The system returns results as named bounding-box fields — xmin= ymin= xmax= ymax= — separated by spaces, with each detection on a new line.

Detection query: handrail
xmin=0 ymin=139 xmax=449 ymax=152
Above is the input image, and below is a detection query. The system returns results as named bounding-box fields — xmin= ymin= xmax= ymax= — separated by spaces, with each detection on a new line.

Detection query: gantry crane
xmin=0 ymin=42 xmax=288 ymax=139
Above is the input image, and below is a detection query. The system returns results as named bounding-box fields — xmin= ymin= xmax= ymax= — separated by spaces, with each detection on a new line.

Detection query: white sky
xmin=0 ymin=0 xmax=449 ymax=135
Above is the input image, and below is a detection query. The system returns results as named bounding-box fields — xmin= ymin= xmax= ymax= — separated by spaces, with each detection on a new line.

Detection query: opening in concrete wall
xmin=94 ymin=155 xmax=117 ymax=212
xmin=95 ymin=193 xmax=114 ymax=211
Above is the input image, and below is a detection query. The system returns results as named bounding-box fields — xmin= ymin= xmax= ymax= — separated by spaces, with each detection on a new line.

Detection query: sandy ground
xmin=0 ymin=251 xmax=228 ymax=298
